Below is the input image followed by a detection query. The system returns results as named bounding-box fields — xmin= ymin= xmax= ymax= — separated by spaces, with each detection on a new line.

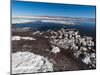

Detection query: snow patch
xmin=12 ymin=52 xmax=53 ymax=74
xmin=51 ymin=46 xmax=60 ymax=54
xmin=12 ymin=36 xmax=21 ymax=40
xmin=21 ymin=37 xmax=36 ymax=40
xmin=12 ymin=36 xmax=36 ymax=41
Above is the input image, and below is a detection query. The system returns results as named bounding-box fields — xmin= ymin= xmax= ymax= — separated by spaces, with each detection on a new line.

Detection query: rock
xmin=71 ymin=43 xmax=78 ymax=52
xmin=81 ymin=47 xmax=87 ymax=52
xmin=75 ymin=35 xmax=81 ymax=39
xmin=74 ymin=50 xmax=82 ymax=58
xmin=44 ymin=36 xmax=48 ymax=38
xmin=58 ymin=35 xmax=63 ymax=39
xmin=33 ymin=31 xmax=40 ymax=35
xmin=48 ymin=29 xmax=95 ymax=68
xmin=82 ymin=53 xmax=91 ymax=64
xmin=51 ymin=46 xmax=60 ymax=54
xmin=86 ymin=37 xmax=93 ymax=41
xmin=82 ymin=41 xmax=87 ymax=46
xmin=88 ymin=47 xmax=92 ymax=50
xmin=86 ymin=40 xmax=94 ymax=46
xmin=91 ymin=53 xmax=96 ymax=58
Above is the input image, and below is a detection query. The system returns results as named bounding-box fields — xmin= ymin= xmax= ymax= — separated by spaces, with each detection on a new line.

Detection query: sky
xmin=12 ymin=0 xmax=96 ymax=18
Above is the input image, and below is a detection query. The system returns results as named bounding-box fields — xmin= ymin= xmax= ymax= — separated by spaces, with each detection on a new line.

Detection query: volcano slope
xmin=12 ymin=29 xmax=96 ymax=74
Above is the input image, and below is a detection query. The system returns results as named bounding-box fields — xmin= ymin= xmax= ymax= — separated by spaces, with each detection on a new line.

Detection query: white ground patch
xmin=12 ymin=36 xmax=21 ymax=41
xmin=12 ymin=52 xmax=53 ymax=74
xmin=51 ymin=46 xmax=60 ymax=54
xmin=12 ymin=36 xmax=36 ymax=41
xmin=21 ymin=37 xmax=36 ymax=40
xmin=82 ymin=55 xmax=91 ymax=64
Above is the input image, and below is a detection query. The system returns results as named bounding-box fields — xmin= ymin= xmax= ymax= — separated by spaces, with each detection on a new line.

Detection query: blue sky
xmin=12 ymin=0 xmax=96 ymax=18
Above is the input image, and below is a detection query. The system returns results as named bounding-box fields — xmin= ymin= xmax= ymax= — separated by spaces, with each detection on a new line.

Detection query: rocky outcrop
xmin=46 ymin=29 xmax=96 ymax=69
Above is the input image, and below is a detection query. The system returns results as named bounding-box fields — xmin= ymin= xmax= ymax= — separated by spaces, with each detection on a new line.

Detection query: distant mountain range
xmin=12 ymin=16 xmax=95 ymax=22
xmin=12 ymin=16 xmax=95 ymax=24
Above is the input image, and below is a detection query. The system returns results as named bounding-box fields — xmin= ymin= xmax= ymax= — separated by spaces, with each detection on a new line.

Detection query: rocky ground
xmin=12 ymin=28 xmax=96 ymax=74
